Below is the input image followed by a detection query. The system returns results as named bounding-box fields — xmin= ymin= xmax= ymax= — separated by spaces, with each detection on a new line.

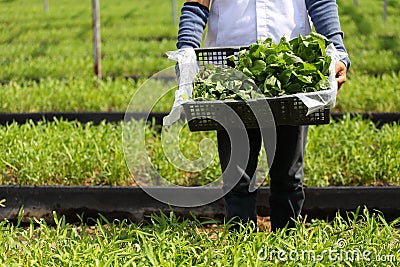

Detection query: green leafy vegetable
xmin=193 ymin=33 xmax=333 ymax=100
xmin=192 ymin=64 xmax=264 ymax=100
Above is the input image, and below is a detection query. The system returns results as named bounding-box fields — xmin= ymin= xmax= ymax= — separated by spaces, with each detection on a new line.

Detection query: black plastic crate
xmin=182 ymin=47 xmax=331 ymax=131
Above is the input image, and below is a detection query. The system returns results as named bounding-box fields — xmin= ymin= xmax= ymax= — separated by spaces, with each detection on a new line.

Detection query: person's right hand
xmin=335 ymin=61 xmax=347 ymax=92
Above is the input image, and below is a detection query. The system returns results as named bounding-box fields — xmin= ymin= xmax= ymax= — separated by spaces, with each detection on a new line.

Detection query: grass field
xmin=0 ymin=0 xmax=399 ymax=112
xmin=2 ymin=0 xmax=398 ymax=188
xmin=0 ymin=117 xmax=398 ymax=187
xmin=0 ymin=1 xmax=399 ymax=263
xmin=0 ymin=208 xmax=399 ymax=266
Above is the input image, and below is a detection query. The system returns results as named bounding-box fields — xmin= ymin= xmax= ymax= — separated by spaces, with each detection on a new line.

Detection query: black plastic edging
xmin=331 ymin=112 xmax=400 ymax=128
xmin=1 ymin=112 xmax=399 ymax=127
xmin=0 ymin=112 xmax=168 ymax=126
xmin=1 ymin=186 xmax=399 ymax=224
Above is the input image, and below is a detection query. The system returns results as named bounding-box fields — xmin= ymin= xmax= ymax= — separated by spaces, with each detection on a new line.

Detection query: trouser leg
xmin=268 ymin=125 xmax=308 ymax=231
xmin=217 ymin=128 xmax=261 ymax=227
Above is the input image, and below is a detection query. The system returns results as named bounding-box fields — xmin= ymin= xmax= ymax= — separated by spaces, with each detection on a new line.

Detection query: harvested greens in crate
xmin=165 ymin=33 xmax=341 ymax=131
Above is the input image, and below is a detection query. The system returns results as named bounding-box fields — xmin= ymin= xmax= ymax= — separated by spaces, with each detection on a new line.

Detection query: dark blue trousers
xmin=217 ymin=125 xmax=308 ymax=231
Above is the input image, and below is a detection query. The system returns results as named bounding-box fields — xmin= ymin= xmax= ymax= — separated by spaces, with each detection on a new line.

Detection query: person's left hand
xmin=335 ymin=61 xmax=347 ymax=92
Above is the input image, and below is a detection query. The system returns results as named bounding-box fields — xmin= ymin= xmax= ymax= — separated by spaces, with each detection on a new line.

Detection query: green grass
xmin=0 ymin=0 xmax=399 ymax=113
xmin=305 ymin=116 xmax=400 ymax=186
xmin=338 ymin=0 xmax=400 ymax=75
xmin=0 ymin=76 xmax=178 ymax=112
xmin=334 ymin=72 xmax=400 ymax=113
xmin=1 ymin=74 xmax=399 ymax=113
xmin=0 ymin=0 xmax=183 ymax=81
xmin=1 ymin=0 xmax=399 ymax=79
xmin=0 ymin=0 xmax=399 ymax=188
xmin=0 ymin=119 xmax=130 ymax=186
xmin=0 ymin=117 xmax=399 ymax=187
xmin=0 ymin=208 xmax=399 ymax=266
xmin=0 ymin=1 xmax=399 ymax=261
xmin=1 ymin=77 xmax=139 ymax=112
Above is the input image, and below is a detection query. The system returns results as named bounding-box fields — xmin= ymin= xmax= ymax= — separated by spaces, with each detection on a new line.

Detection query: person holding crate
xmin=176 ymin=0 xmax=350 ymax=231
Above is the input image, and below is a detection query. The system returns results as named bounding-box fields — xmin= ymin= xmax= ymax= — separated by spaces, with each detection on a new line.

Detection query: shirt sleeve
xmin=306 ymin=0 xmax=351 ymax=69
xmin=176 ymin=2 xmax=209 ymax=49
